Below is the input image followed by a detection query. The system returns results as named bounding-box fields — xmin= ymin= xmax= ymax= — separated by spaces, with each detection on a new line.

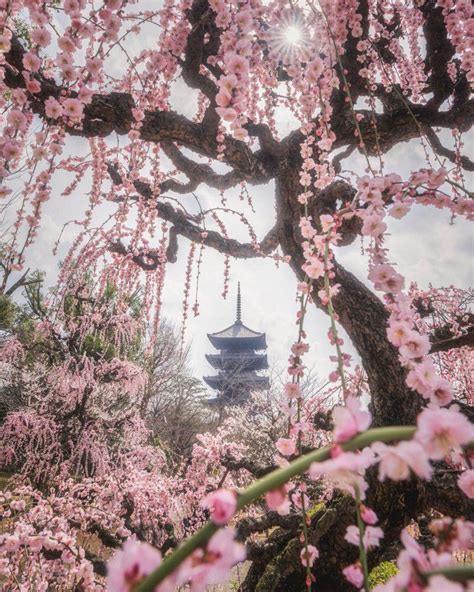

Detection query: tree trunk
xmin=240 ymin=157 xmax=468 ymax=591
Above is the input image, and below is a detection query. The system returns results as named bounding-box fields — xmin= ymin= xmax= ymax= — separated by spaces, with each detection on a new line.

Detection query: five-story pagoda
xmin=204 ymin=284 xmax=269 ymax=405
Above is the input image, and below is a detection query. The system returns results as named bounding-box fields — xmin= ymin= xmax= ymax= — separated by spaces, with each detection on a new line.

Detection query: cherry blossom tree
xmin=0 ymin=279 xmax=248 ymax=589
xmin=0 ymin=0 xmax=473 ymax=591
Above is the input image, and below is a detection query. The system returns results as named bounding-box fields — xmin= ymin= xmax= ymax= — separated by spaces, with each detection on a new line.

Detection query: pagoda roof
xmin=207 ymin=321 xmax=267 ymax=350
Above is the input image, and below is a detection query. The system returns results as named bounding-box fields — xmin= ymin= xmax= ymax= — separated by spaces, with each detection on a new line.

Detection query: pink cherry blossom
xmin=45 ymin=97 xmax=63 ymax=119
xmin=300 ymin=544 xmax=319 ymax=567
xmin=344 ymin=525 xmax=361 ymax=546
xmin=225 ymin=53 xmax=249 ymax=79
xmin=425 ymin=575 xmax=464 ymax=592
xmin=306 ymin=57 xmax=324 ymax=83
xmin=185 ymin=529 xmax=246 ymax=591
xmin=234 ymin=10 xmax=253 ymax=32
xmin=345 ymin=525 xmax=384 ymax=549
xmin=58 ymin=36 xmax=76 ymax=54
xmin=107 ymin=538 xmax=162 ymax=592
xmin=426 ymin=168 xmax=447 ymax=189
xmin=302 ymin=258 xmax=325 ymax=279
xmin=7 ymin=109 xmax=28 ymax=131
xmin=284 ymin=382 xmax=302 ymax=399
xmin=202 ymin=489 xmax=237 ymax=525
xmin=291 ymin=342 xmax=309 ymax=356
xmin=275 ymin=437 xmax=296 ymax=457
xmin=216 ymin=89 xmax=232 ymax=108
xmin=398 ymin=331 xmax=430 ymax=360
xmin=26 ymin=79 xmax=42 ymax=93
xmin=457 ymin=469 xmax=474 ymax=499
xmin=299 ymin=217 xmax=316 ymax=238
xmin=415 ymin=407 xmax=474 ymax=460
xmin=344 ymin=525 xmax=384 ymax=550
xmin=372 ymin=440 xmax=432 ymax=481
xmin=310 ymin=448 xmax=376 ymax=500
xmin=3 ymin=141 xmax=21 ymax=161
xmin=431 ymin=377 xmax=454 ymax=406
xmin=361 ymin=214 xmax=387 ymax=237
xmin=332 ymin=396 xmax=372 ymax=443
xmin=62 ymin=98 xmax=84 ymax=120
xmin=78 ymin=86 xmax=93 ymax=104
xmin=360 ymin=505 xmax=378 ymax=525
xmin=216 ymin=107 xmax=238 ymax=122
xmin=389 ymin=201 xmax=410 ymax=219
xmin=363 ymin=526 xmax=384 ymax=549
xmin=31 ymin=28 xmax=52 ymax=47
xmin=343 ymin=563 xmax=364 ymax=588
xmin=23 ymin=51 xmax=41 ymax=72
xmin=265 ymin=484 xmax=291 ymax=515
xmin=369 ymin=264 xmax=405 ymax=293
xmin=387 ymin=321 xmax=412 ymax=347
xmin=406 ymin=359 xmax=439 ymax=399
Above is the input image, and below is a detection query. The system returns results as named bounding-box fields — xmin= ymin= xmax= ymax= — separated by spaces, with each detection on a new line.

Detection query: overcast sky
xmin=16 ymin=134 xmax=472 ymax=392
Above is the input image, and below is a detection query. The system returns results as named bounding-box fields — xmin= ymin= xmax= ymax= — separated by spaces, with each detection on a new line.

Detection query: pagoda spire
xmin=236 ymin=282 xmax=242 ymax=324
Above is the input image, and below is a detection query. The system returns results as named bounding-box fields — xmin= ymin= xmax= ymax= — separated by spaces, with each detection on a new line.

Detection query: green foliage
xmin=23 ymin=271 xmax=46 ymax=319
xmin=306 ymin=501 xmax=325 ymax=520
xmin=0 ymin=471 xmax=12 ymax=491
xmin=368 ymin=561 xmax=398 ymax=587
xmin=82 ymin=334 xmax=116 ymax=360
xmin=12 ymin=19 xmax=32 ymax=48
xmin=0 ymin=294 xmax=16 ymax=331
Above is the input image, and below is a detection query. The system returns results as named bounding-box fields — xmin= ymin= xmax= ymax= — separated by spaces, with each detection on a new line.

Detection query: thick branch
xmin=430 ymin=328 xmax=474 ymax=353
xmin=331 ymin=101 xmax=474 ymax=155
xmin=421 ymin=463 xmax=474 ymax=520
xmin=220 ymin=454 xmax=274 ymax=478
xmin=107 ymin=171 xmax=280 ymax=261
xmin=235 ymin=512 xmax=299 ymax=542
xmin=181 ymin=0 xmax=219 ymax=102
xmin=2 ymin=36 xmax=275 ymax=181
xmin=423 ymin=127 xmax=474 ymax=172
xmin=109 ymin=241 xmax=161 ymax=271
xmin=421 ymin=1 xmax=457 ymax=108
xmin=161 ymin=143 xmax=246 ymax=191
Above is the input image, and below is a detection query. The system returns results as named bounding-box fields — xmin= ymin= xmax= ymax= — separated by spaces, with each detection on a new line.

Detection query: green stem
xmin=135 ymin=426 xmax=416 ymax=592
xmin=422 ymin=565 xmax=474 ymax=582
xmin=323 ymin=240 xmax=347 ymax=395
xmin=398 ymin=564 xmax=474 ymax=592
xmin=300 ymin=488 xmax=312 ymax=591
xmin=355 ymin=490 xmax=370 ymax=591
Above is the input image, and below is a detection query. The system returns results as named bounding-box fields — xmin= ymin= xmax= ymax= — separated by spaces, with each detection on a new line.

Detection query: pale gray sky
xmin=16 ymin=132 xmax=472 ymax=391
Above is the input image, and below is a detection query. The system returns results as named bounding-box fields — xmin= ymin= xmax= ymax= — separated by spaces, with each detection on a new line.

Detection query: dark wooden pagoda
xmin=204 ymin=283 xmax=269 ymax=405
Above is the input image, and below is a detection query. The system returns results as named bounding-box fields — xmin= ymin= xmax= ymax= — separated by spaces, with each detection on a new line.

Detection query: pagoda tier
xmin=205 ymin=351 xmax=268 ymax=372
xmin=203 ymin=372 xmax=269 ymax=391
xmin=204 ymin=283 xmax=269 ymax=405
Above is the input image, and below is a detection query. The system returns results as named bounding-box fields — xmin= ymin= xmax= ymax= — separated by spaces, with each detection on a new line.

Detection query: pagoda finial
xmin=236 ymin=282 xmax=242 ymax=324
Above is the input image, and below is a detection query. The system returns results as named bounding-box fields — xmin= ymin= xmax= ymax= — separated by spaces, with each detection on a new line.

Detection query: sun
xmin=285 ymin=24 xmax=303 ymax=45
xmin=267 ymin=9 xmax=311 ymax=65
